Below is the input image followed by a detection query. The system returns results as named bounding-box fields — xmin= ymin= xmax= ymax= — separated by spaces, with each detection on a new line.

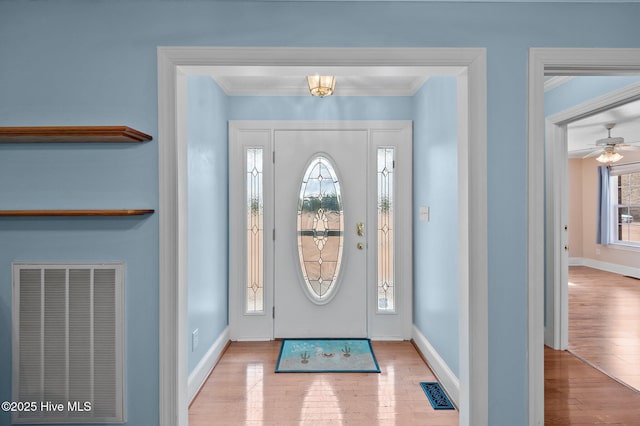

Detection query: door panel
xmin=274 ymin=130 xmax=368 ymax=338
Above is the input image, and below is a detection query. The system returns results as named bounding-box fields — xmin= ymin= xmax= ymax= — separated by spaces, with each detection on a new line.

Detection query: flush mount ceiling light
xmin=307 ymin=75 xmax=336 ymax=97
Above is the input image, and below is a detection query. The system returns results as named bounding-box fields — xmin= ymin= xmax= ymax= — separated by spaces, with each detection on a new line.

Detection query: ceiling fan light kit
xmin=587 ymin=123 xmax=637 ymax=164
xmin=596 ymin=149 xmax=623 ymax=164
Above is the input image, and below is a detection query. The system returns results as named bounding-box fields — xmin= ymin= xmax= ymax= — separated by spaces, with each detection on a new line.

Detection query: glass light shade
xmin=596 ymin=150 xmax=623 ymax=164
xmin=307 ymin=75 xmax=336 ymax=97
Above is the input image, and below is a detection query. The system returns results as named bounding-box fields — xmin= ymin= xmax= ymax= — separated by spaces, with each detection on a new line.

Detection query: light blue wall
xmin=545 ymin=76 xmax=640 ymax=117
xmin=187 ymin=77 xmax=229 ymax=374
xmin=228 ymin=96 xmax=412 ymax=120
xmin=413 ymin=77 xmax=459 ymax=376
xmin=2 ymin=1 xmax=640 ymax=425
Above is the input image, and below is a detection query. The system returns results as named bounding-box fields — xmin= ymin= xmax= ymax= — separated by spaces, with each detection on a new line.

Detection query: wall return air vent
xmin=12 ymin=263 xmax=125 ymax=424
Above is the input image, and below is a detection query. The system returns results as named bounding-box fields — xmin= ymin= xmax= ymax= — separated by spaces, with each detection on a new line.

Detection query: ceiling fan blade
xmin=582 ymin=149 xmax=603 ymax=159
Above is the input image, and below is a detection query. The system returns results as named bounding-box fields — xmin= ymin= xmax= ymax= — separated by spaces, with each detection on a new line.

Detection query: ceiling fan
xmin=583 ymin=123 xmax=638 ymax=164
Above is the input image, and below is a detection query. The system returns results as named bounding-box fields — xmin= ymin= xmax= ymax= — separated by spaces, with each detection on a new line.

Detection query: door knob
xmin=356 ymin=222 xmax=364 ymax=236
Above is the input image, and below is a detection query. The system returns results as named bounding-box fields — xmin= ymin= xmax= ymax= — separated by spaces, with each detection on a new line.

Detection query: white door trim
xmin=528 ymin=48 xmax=640 ymax=426
xmin=158 ymin=47 xmax=488 ymax=426
xmin=545 ymin=80 xmax=640 ymax=351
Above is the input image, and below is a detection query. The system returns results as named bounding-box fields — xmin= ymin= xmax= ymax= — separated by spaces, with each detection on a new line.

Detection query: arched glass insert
xmin=297 ymin=156 xmax=344 ymax=304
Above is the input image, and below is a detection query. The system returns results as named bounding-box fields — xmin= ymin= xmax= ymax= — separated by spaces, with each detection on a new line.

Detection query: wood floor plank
xmin=544 ymin=266 xmax=640 ymax=425
xmin=568 ymin=266 xmax=640 ymax=392
xmin=189 ymin=341 xmax=458 ymax=425
xmin=191 ymin=265 xmax=640 ymax=424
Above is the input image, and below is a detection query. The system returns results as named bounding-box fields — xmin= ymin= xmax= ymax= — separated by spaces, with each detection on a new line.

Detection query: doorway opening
xmin=528 ymin=48 xmax=640 ymax=425
xmin=544 ymin=77 xmax=640 ymax=397
xmin=545 ymin=79 xmax=640 ymax=351
xmin=158 ymin=47 xmax=488 ymax=426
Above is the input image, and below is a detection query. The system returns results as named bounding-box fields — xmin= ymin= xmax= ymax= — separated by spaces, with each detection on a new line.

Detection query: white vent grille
xmin=12 ymin=263 xmax=125 ymax=424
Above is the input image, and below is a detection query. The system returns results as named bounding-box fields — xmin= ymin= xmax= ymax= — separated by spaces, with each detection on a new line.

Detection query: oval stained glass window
xmin=297 ymin=156 xmax=344 ymax=304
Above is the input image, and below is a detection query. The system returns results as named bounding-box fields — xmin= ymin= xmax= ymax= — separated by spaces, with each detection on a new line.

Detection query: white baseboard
xmin=568 ymin=257 xmax=584 ymax=266
xmin=411 ymin=325 xmax=460 ymax=407
xmin=572 ymin=257 xmax=640 ymax=279
xmin=188 ymin=326 xmax=230 ymax=403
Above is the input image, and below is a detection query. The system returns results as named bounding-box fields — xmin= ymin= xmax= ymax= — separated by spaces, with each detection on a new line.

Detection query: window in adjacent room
xmin=611 ymin=162 xmax=640 ymax=246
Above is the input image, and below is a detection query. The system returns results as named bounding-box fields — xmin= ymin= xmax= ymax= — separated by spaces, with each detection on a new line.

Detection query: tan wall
xmin=569 ymin=150 xmax=640 ymax=268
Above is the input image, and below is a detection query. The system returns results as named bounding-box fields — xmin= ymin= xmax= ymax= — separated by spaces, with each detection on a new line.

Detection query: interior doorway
xmin=528 ymin=48 xmax=640 ymax=425
xmin=544 ymin=80 xmax=640 ymax=351
xmin=158 ymin=47 xmax=488 ymax=426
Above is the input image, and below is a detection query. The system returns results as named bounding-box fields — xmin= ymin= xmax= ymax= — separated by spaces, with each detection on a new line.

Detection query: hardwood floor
xmin=568 ymin=266 xmax=640 ymax=391
xmin=189 ymin=341 xmax=458 ymax=425
xmin=191 ymin=266 xmax=640 ymax=425
xmin=544 ymin=346 xmax=640 ymax=425
xmin=543 ymin=265 xmax=640 ymax=425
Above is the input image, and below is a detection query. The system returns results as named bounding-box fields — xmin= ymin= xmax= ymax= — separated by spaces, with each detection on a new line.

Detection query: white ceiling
xmin=191 ymin=65 xmax=464 ymax=97
xmin=567 ymin=97 xmax=640 ymax=157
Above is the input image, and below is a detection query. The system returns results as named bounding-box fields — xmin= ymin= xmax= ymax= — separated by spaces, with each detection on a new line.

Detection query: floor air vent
xmin=12 ymin=263 xmax=125 ymax=424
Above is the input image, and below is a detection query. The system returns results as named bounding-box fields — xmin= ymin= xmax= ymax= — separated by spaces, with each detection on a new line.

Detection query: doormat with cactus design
xmin=275 ymin=338 xmax=380 ymax=373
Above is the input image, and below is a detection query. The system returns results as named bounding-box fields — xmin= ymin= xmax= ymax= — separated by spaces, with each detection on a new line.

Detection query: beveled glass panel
xmin=297 ymin=156 xmax=343 ymax=303
xmin=246 ymin=148 xmax=264 ymax=313
xmin=377 ymin=148 xmax=395 ymax=312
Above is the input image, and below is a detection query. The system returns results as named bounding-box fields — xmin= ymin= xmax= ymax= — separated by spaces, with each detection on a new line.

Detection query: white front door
xmin=229 ymin=121 xmax=412 ymax=342
xmin=274 ymin=129 xmax=368 ymax=338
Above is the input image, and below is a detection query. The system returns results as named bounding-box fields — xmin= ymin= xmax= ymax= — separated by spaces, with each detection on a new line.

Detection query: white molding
xmin=544 ymin=76 xmax=574 ymax=92
xmin=548 ymin=81 xmax=640 ymax=125
xmin=158 ymin=48 xmax=188 ymax=426
xmin=528 ymin=47 xmax=640 ymax=426
xmin=582 ymin=258 xmax=640 ymax=279
xmin=528 ymin=49 xmax=547 ymax=426
xmin=544 ymin=119 xmax=569 ymax=351
xmin=412 ymin=325 xmax=460 ymax=407
xmin=158 ymin=46 xmax=487 ymax=426
xmin=461 ymin=48 xmax=488 ymax=426
xmin=568 ymin=257 xmax=584 ymax=266
xmin=188 ymin=327 xmax=230 ymax=404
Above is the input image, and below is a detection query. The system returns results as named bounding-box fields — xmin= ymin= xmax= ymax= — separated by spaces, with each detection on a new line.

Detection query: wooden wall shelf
xmin=0 ymin=126 xmax=152 ymax=143
xmin=0 ymin=209 xmax=154 ymax=217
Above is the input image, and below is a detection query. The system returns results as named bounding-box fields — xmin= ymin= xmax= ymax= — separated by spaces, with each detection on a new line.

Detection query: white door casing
xmin=158 ymin=47 xmax=488 ymax=426
xmin=229 ymin=121 xmax=413 ymax=341
xmin=274 ymin=129 xmax=368 ymax=338
xmin=529 ymin=48 xmax=640 ymax=426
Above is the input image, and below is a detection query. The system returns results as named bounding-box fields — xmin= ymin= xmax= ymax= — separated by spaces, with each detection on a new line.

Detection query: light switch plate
xmin=419 ymin=206 xmax=430 ymax=222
